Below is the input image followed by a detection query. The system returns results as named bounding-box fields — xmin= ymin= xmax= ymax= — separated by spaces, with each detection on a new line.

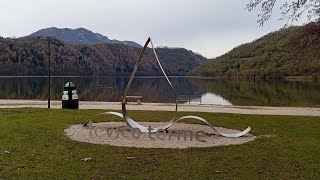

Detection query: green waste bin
xmin=62 ymin=81 xmax=79 ymax=109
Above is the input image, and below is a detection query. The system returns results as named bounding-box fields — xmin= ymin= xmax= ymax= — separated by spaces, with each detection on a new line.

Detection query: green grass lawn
xmin=0 ymin=108 xmax=319 ymax=179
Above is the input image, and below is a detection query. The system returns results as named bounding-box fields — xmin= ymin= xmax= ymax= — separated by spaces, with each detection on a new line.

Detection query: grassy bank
xmin=0 ymin=108 xmax=319 ymax=179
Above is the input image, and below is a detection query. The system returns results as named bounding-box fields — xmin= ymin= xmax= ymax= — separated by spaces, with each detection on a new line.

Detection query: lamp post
xmin=48 ymin=37 xmax=51 ymax=109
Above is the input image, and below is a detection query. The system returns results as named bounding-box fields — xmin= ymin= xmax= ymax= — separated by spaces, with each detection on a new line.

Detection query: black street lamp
xmin=47 ymin=37 xmax=51 ymax=109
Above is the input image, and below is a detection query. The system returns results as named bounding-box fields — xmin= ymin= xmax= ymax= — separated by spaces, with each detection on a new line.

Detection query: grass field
xmin=0 ymin=108 xmax=319 ymax=179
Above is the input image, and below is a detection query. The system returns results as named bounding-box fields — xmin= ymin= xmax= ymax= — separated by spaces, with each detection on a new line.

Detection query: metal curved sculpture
xmin=103 ymin=37 xmax=251 ymax=138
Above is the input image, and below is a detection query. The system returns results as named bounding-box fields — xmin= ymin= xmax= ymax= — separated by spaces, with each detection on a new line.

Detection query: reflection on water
xmin=0 ymin=76 xmax=319 ymax=107
xmin=198 ymin=93 xmax=232 ymax=105
xmin=182 ymin=93 xmax=232 ymax=105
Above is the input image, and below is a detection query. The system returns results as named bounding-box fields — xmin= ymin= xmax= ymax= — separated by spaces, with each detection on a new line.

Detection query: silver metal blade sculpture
xmin=104 ymin=37 xmax=251 ymax=138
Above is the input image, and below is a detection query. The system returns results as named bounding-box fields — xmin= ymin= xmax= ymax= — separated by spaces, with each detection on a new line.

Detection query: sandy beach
xmin=1 ymin=99 xmax=320 ymax=116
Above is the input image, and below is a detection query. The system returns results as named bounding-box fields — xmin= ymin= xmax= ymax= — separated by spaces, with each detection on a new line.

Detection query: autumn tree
xmin=247 ymin=0 xmax=320 ymax=26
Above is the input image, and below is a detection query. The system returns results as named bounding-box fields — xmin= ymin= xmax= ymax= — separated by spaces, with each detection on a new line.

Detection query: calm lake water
xmin=0 ymin=76 xmax=320 ymax=107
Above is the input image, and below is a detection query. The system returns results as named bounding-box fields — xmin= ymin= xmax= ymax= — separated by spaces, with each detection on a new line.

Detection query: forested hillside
xmin=191 ymin=22 xmax=320 ymax=79
xmin=0 ymin=37 xmax=207 ymax=76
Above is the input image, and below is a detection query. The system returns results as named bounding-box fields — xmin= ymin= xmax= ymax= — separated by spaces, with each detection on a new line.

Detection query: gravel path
xmin=65 ymin=122 xmax=256 ymax=149
xmin=1 ymin=99 xmax=320 ymax=116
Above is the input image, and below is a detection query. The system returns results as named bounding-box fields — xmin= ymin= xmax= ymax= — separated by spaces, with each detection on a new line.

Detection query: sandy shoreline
xmin=1 ymin=99 xmax=320 ymax=116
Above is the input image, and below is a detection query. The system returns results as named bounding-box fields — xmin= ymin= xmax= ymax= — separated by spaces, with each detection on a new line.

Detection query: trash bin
xmin=62 ymin=81 xmax=79 ymax=109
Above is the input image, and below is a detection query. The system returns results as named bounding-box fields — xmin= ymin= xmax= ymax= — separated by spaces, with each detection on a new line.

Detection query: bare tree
xmin=246 ymin=0 xmax=320 ymax=26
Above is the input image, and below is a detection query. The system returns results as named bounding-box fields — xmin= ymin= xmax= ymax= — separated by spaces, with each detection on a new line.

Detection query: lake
xmin=0 ymin=76 xmax=320 ymax=107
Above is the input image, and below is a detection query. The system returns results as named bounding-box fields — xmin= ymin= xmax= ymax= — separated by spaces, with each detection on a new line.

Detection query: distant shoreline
xmin=0 ymin=75 xmax=215 ymax=79
xmin=0 ymin=75 xmax=316 ymax=80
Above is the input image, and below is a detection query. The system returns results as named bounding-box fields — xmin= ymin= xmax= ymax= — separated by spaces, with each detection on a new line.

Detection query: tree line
xmin=191 ymin=22 xmax=320 ymax=79
xmin=0 ymin=37 xmax=207 ymax=76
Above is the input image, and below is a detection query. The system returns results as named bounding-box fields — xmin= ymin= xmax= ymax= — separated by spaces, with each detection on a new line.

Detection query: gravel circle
xmin=65 ymin=122 xmax=256 ymax=149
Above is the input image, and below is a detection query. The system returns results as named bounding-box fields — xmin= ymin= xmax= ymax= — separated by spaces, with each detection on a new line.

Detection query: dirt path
xmin=1 ymin=99 xmax=320 ymax=116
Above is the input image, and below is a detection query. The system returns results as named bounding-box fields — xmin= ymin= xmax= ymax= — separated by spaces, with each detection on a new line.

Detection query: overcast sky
xmin=0 ymin=0 xmax=309 ymax=58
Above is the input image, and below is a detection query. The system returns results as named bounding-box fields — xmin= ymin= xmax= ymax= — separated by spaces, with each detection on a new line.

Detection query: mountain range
xmin=2 ymin=23 xmax=319 ymax=78
xmin=29 ymin=27 xmax=142 ymax=48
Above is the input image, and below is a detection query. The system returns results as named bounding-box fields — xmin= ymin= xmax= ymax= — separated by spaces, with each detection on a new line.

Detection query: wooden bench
xmin=122 ymin=96 xmax=143 ymax=105
xmin=177 ymin=95 xmax=202 ymax=105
